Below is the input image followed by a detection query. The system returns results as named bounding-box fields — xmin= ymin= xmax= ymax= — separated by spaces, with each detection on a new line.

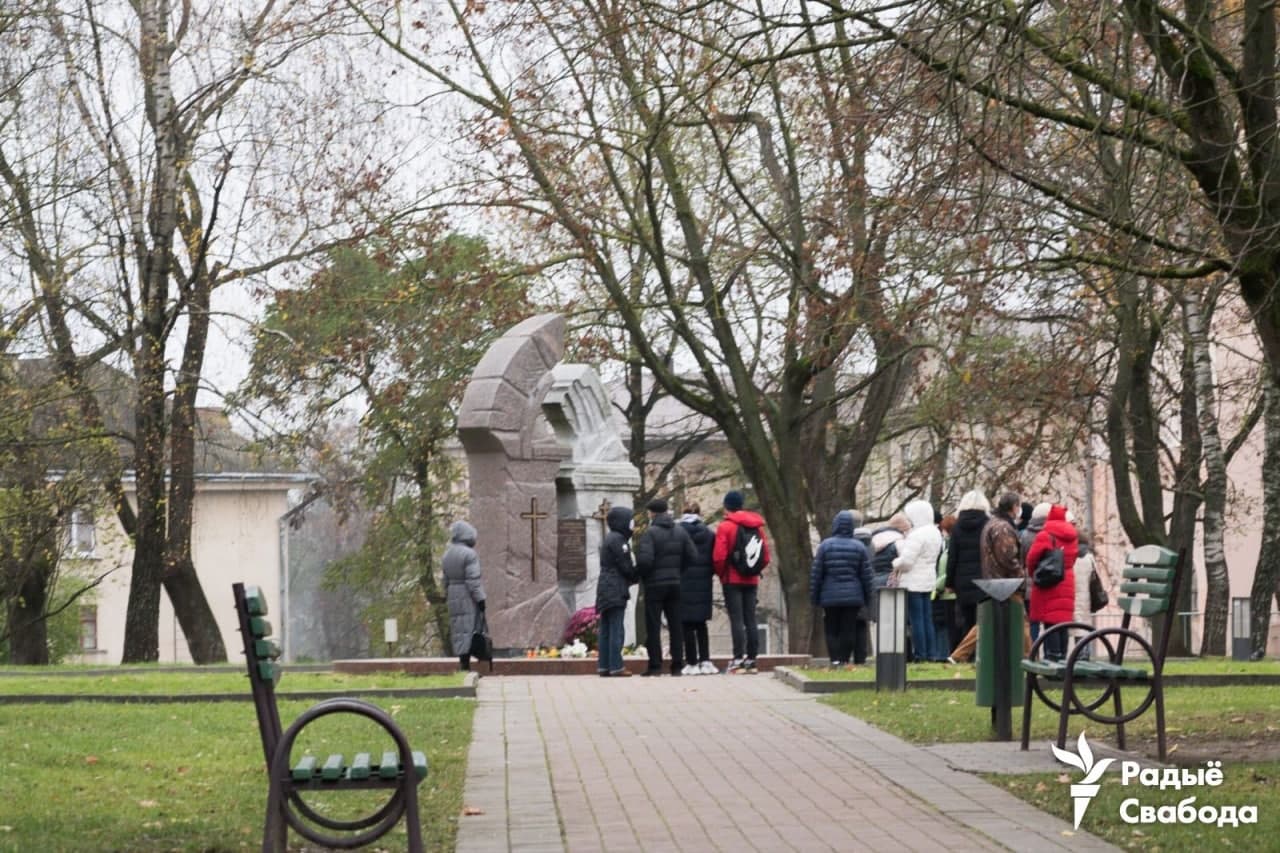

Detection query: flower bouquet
xmin=561 ymin=606 xmax=600 ymax=650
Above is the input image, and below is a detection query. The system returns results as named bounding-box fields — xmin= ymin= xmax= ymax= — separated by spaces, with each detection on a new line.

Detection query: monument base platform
xmin=333 ymin=654 xmax=811 ymax=676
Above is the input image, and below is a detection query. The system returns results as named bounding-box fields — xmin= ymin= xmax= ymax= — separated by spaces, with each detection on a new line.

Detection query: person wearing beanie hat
xmin=713 ymin=489 xmax=771 ymax=672
xmin=635 ymin=497 xmax=696 ymax=675
xmin=677 ymin=502 xmax=718 ymax=674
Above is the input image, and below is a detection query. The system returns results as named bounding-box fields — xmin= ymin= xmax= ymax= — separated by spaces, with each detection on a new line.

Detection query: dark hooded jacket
xmin=810 ymin=510 xmax=874 ymax=608
xmin=946 ymin=508 xmax=989 ymax=606
xmin=596 ymin=506 xmax=637 ymax=613
xmin=635 ymin=512 xmax=696 ymax=588
xmin=678 ymin=514 xmax=715 ymax=623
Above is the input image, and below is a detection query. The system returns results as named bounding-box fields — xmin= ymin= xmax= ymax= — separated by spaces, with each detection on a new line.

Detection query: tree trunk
xmin=413 ymin=457 xmax=450 ymax=651
xmin=7 ymin=563 xmax=51 ymax=665
xmin=164 ymin=246 xmax=226 ymax=663
xmin=1251 ymin=380 xmax=1280 ymax=657
xmin=1183 ymin=290 xmax=1229 ymax=655
xmin=122 ymin=0 xmax=182 ymax=663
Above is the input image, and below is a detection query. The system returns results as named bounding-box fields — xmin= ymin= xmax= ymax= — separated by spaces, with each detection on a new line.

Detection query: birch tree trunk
xmin=1250 ymin=381 xmax=1280 ymax=657
xmin=1183 ymin=289 xmax=1229 ymax=655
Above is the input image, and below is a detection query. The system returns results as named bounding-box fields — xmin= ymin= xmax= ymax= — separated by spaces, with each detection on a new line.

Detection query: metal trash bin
xmin=974 ymin=579 xmax=1026 ymax=740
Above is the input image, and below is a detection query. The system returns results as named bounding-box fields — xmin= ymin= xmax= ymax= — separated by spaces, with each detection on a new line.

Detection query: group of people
xmin=810 ymin=491 xmax=1098 ymax=667
xmin=596 ymin=490 xmax=771 ymax=677
xmin=437 ymin=490 xmax=772 ymax=675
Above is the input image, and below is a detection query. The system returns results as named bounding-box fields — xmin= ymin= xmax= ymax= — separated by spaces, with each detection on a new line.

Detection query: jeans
xmin=1041 ymin=623 xmax=1067 ymax=661
xmin=683 ymin=621 xmax=709 ymax=664
xmin=907 ymin=591 xmax=936 ymax=662
xmin=930 ymin=598 xmax=956 ymax=661
xmin=724 ymin=584 xmax=759 ymax=660
xmin=823 ymin=605 xmax=866 ymax=664
xmin=643 ymin=583 xmax=683 ymax=671
xmin=598 ymin=606 xmax=625 ymax=673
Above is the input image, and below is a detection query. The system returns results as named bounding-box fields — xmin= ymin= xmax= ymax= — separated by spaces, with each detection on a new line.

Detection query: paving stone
xmin=453 ymin=675 xmax=1123 ymax=852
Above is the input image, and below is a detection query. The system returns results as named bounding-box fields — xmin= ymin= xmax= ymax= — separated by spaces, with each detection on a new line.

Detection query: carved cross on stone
xmin=519 ymin=497 xmax=549 ymax=580
xmin=592 ymin=499 xmax=611 ymax=538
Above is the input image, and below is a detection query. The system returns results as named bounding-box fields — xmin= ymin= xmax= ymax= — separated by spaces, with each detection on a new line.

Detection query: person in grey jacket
xmin=442 ymin=520 xmax=486 ymax=671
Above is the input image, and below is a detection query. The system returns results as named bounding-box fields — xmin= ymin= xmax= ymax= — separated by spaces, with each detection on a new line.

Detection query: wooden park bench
xmin=1019 ymin=545 xmax=1186 ymax=762
xmin=233 ymin=582 xmax=428 ymax=852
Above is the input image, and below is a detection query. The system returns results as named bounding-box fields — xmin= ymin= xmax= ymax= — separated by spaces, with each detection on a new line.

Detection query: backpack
xmin=1032 ymin=534 xmax=1065 ymax=589
xmin=730 ymin=522 xmax=767 ymax=576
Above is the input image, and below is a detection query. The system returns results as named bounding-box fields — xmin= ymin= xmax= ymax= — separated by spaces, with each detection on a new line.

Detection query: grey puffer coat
xmin=443 ymin=521 xmax=486 ymax=656
xmin=595 ymin=507 xmax=637 ymax=613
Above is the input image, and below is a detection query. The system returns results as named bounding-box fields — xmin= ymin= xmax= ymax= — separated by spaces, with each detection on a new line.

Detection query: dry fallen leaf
xmin=1057 ymin=773 xmax=1071 ymax=784
xmin=84 ymin=756 xmax=99 ymax=765
xmin=1034 ymin=782 xmax=1048 ymax=793
xmin=138 ymin=800 xmax=159 ymax=808
xmin=462 ymin=806 xmax=485 ymax=816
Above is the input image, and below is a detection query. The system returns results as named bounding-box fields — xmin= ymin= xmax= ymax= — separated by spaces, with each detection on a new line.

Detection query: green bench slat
xmin=1120 ymin=581 xmax=1171 ymax=598
xmin=1021 ymin=659 xmax=1150 ymax=680
xmin=1117 ymin=596 xmax=1169 ymax=617
xmin=243 ymin=585 xmax=269 ymax=616
xmin=348 ymin=752 xmax=371 ymax=780
xmin=322 ymin=754 xmax=344 ymax=781
xmin=1122 ymin=566 xmax=1175 ymax=582
xmin=1021 ymin=660 xmax=1064 ymax=678
xmin=257 ymin=661 xmax=280 ymax=683
xmin=291 ymin=755 xmax=317 ymax=782
xmin=249 ymin=617 xmax=272 ymax=638
xmin=1126 ymin=545 xmax=1179 ymax=568
xmin=254 ymin=639 xmax=281 ymax=660
xmin=375 ymin=750 xmax=429 ymax=781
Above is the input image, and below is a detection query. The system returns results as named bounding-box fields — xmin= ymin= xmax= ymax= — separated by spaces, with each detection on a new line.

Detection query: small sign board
xmin=556 ymin=518 xmax=588 ymax=582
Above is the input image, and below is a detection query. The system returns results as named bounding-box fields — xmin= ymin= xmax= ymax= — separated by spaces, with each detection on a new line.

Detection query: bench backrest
xmin=1117 ymin=545 xmax=1186 ymax=665
xmin=233 ymin=582 xmax=284 ymax=767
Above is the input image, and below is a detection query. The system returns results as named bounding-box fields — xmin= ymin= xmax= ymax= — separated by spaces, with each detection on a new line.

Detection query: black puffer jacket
xmin=810 ymin=510 xmax=873 ymax=608
xmin=946 ymin=508 xmax=989 ymax=606
xmin=635 ymin=513 xmax=695 ymax=588
xmin=595 ymin=507 xmax=637 ymax=613
xmin=678 ymin=515 xmax=715 ymax=623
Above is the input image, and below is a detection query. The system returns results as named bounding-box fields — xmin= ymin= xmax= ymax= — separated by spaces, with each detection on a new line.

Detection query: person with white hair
xmin=892 ymin=499 xmax=944 ymax=662
xmin=944 ymin=489 xmax=991 ymax=638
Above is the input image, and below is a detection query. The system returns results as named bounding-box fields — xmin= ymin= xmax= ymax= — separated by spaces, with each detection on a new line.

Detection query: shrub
xmin=561 ymin=606 xmax=599 ymax=650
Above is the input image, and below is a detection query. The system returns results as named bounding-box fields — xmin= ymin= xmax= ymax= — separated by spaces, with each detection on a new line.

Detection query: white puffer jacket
xmin=892 ymin=500 xmax=943 ymax=594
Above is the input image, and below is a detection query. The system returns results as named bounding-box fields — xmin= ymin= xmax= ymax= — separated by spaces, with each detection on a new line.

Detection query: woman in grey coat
xmin=442 ymin=520 xmax=486 ymax=670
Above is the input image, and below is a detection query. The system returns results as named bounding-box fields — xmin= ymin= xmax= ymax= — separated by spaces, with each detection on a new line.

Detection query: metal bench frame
xmin=1019 ymin=546 xmax=1186 ymax=762
xmin=233 ymin=582 xmax=426 ymax=852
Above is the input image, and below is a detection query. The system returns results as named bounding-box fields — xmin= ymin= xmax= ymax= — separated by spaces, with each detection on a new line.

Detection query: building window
xmin=79 ymin=606 xmax=98 ymax=651
xmin=68 ymin=508 xmax=96 ymax=556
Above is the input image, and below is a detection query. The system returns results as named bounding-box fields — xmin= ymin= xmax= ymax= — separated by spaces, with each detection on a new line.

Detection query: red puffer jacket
xmin=1026 ymin=505 xmax=1078 ymax=624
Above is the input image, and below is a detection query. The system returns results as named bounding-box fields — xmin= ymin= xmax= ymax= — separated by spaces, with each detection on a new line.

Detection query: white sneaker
xmin=680 ymin=663 xmax=698 ymax=676
xmin=726 ymin=658 xmax=744 ymax=673
xmin=699 ymin=660 xmax=719 ymax=675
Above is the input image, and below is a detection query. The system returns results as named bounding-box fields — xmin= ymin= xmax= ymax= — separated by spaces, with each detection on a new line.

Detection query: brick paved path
xmin=455 ymin=675 xmax=1119 ymax=852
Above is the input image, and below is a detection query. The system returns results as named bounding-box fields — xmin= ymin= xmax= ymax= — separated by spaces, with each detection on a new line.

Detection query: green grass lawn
xmin=0 ymin=669 xmax=467 ymax=696
xmin=0 ymin=696 xmax=474 ymax=852
xmin=796 ymin=656 xmax=1280 ymax=682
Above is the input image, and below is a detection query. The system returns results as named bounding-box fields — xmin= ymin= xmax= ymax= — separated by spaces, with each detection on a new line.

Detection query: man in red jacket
xmin=712 ymin=490 xmax=770 ymax=672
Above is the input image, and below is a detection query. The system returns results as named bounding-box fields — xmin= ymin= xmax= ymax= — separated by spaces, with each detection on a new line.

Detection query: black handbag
xmin=1032 ymin=535 xmax=1065 ymax=588
xmin=469 ymin=611 xmax=494 ymax=671
xmin=1088 ymin=571 xmax=1108 ymax=612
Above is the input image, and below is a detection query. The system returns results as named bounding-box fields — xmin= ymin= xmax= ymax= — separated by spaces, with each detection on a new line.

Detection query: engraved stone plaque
xmin=556 ymin=518 xmax=588 ymax=582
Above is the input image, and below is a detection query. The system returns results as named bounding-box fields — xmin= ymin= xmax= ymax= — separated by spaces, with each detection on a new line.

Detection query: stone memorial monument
xmin=457 ymin=314 xmax=640 ymax=650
